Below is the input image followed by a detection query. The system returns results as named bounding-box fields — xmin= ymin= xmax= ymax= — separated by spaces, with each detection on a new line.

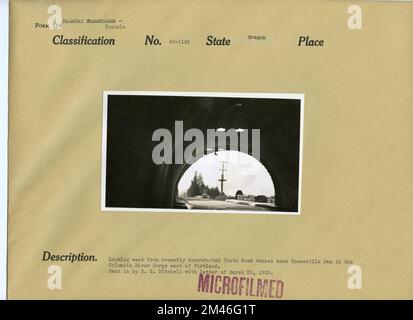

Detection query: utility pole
xmin=218 ymin=161 xmax=227 ymax=194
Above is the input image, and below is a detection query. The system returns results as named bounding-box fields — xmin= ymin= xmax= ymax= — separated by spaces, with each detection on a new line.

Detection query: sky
xmin=177 ymin=151 xmax=275 ymax=197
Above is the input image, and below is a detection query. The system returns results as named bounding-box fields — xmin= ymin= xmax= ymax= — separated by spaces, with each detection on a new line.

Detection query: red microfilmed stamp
xmin=197 ymin=273 xmax=284 ymax=299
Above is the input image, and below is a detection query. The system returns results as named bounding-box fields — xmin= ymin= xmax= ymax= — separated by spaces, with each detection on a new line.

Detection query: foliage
xmin=186 ymin=171 xmax=222 ymax=199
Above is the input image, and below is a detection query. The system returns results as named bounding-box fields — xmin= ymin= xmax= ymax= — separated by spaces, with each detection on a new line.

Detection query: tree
xmin=187 ymin=171 xmax=202 ymax=197
xmin=186 ymin=172 xmax=222 ymax=199
xmin=197 ymin=172 xmax=205 ymax=193
xmin=207 ymin=186 xmax=221 ymax=199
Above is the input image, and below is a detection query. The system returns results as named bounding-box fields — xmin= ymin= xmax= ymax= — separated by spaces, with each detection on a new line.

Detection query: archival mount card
xmin=7 ymin=0 xmax=413 ymax=299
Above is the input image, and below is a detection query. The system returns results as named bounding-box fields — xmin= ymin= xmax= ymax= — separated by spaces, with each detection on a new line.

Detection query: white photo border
xmin=101 ymin=91 xmax=304 ymax=216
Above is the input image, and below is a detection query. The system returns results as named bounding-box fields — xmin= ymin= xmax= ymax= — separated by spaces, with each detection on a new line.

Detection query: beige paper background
xmin=8 ymin=0 xmax=413 ymax=299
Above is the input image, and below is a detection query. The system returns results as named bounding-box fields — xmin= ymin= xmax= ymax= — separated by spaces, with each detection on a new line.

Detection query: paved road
xmin=182 ymin=198 xmax=273 ymax=211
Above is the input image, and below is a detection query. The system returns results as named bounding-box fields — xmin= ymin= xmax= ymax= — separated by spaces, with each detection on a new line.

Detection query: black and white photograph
xmin=101 ymin=92 xmax=304 ymax=214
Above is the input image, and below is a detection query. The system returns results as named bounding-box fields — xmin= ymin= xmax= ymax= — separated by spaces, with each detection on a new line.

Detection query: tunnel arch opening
xmin=174 ymin=150 xmax=277 ymax=211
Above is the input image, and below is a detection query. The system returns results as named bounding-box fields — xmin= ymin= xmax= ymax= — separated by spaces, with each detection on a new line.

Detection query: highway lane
xmin=182 ymin=197 xmax=273 ymax=211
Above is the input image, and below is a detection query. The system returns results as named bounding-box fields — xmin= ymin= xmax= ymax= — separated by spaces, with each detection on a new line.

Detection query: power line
xmin=218 ymin=161 xmax=228 ymax=194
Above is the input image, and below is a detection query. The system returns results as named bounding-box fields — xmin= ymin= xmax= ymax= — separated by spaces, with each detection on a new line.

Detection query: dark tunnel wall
xmin=105 ymin=95 xmax=301 ymax=212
